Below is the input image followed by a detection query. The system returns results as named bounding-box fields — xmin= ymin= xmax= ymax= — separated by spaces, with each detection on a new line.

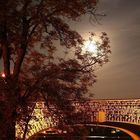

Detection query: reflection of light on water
xmin=111 ymin=129 xmax=116 ymax=134
xmin=90 ymin=127 xmax=94 ymax=132
xmin=85 ymin=124 xmax=132 ymax=140
xmin=86 ymin=136 xmax=106 ymax=138
xmin=116 ymin=129 xmax=121 ymax=132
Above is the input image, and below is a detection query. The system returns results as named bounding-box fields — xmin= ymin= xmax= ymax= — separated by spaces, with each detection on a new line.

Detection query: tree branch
xmin=13 ymin=2 xmax=30 ymax=80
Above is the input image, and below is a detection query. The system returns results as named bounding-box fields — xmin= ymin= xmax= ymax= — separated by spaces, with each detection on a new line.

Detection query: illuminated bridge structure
xmin=74 ymin=99 xmax=140 ymax=124
xmin=16 ymin=98 xmax=140 ymax=139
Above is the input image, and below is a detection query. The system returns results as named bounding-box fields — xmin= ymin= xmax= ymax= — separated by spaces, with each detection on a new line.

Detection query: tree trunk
xmin=22 ymin=120 xmax=29 ymax=140
xmin=0 ymin=91 xmax=17 ymax=140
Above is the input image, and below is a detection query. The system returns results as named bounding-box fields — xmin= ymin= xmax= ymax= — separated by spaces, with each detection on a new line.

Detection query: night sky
xmin=0 ymin=0 xmax=140 ymax=99
xmin=77 ymin=0 xmax=140 ymax=99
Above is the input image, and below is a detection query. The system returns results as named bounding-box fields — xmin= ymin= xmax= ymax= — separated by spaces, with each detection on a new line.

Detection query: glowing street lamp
xmin=1 ymin=73 xmax=5 ymax=78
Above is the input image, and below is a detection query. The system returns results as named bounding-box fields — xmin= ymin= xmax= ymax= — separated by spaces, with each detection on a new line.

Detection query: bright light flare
xmin=84 ymin=40 xmax=98 ymax=55
xmin=1 ymin=73 xmax=5 ymax=78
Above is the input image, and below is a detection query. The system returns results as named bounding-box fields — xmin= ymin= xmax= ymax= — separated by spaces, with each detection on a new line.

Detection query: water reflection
xmin=31 ymin=125 xmax=132 ymax=140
